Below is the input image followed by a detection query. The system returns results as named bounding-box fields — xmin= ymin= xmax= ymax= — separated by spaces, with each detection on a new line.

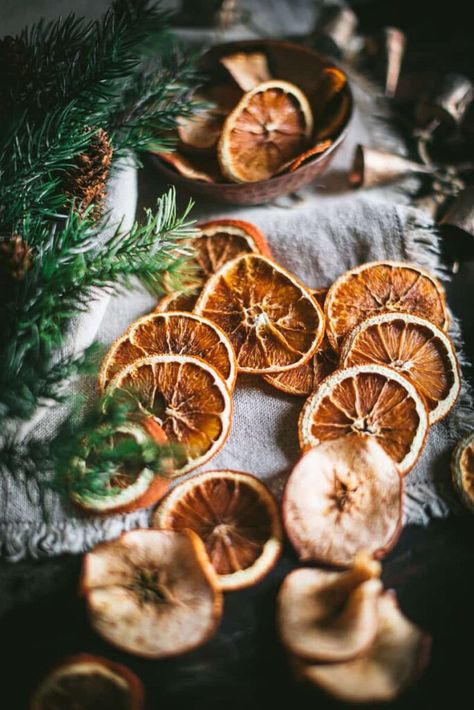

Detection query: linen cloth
xmin=1 ymin=24 xmax=472 ymax=560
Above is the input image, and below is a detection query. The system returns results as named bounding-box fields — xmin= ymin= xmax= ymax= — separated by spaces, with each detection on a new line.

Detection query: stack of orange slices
xmin=88 ymin=218 xmax=460 ymax=593
xmin=156 ymin=49 xmax=349 ymax=184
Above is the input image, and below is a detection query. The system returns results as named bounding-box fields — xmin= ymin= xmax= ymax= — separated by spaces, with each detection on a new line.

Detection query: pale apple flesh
xmin=299 ymin=592 xmax=431 ymax=703
xmin=277 ymin=552 xmax=382 ymax=662
xmin=81 ymin=529 xmax=223 ymax=659
xmin=283 ymin=437 xmax=403 ymax=567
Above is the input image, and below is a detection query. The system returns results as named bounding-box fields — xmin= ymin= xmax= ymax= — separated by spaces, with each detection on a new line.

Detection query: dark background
xmin=1 ymin=1 xmax=474 ymax=708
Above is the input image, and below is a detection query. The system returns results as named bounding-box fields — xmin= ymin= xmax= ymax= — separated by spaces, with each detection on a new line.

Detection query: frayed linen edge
xmin=0 ymin=509 xmax=152 ymax=562
xmin=399 ymin=206 xmax=474 ymax=524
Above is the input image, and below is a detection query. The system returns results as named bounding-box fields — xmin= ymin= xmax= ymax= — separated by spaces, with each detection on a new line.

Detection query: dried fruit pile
xmin=58 ymin=217 xmax=462 ymax=703
xmin=157 ymin=50 xmax=349 ymax=184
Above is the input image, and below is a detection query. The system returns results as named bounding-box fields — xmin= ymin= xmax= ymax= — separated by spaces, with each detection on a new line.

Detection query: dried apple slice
xmin=283 ymin=437 xmax=403 ymax=566
xmin=278 ymin=552 xmax=382 ymax=662
xmin=31 ymin=653 xmax=144 ymax=710
xmin=220 ymin=51 xmax=272 ymax=91
xmin=81 ymin=529 xmax=223 ymax=658
xmin=299 ymin=592 xmax=431 ymax=703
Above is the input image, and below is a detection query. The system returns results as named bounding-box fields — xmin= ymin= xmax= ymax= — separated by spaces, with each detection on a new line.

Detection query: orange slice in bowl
xmin=81 ymin=529 xmax=222 ymax=658
xmin=220 ymin=51 xmax=272 ymax=92
xmin=108 ymin=354 xmax=232 ymax=476
xmin=324 ymin=261 xmax=449 ymax=351
xmin=31 ymin=654 xmax=144 ymax=710
xmin=195 ymin=253 xmax=325 ymax=374
xmin=152 ymin=470 xmax=282 ymax=591
xmin=177 ymin=84 xmax=242 ymax=152
xmin=218 ymin=80 xmax=314 ymax=182
xmin=340 ymin=312 xmax=460 ymax=424
xmin=99 ymin=312 xmax=237 ymax=392
xmin=298 ymin=364 xmax=428 ymax=476
xmin=264 ymin=288 xmax=337 ymax=396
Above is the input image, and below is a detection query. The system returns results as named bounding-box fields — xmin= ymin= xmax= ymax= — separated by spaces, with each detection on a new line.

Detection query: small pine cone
xmin=0 ymin=234 xmax=33 ymax=281
xmin=63 ymin=128 xmax=113 ymax=220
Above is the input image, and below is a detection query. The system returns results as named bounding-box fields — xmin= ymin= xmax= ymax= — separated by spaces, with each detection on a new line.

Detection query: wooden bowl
xmin=150 ymin=39 xmax=353 ymax=206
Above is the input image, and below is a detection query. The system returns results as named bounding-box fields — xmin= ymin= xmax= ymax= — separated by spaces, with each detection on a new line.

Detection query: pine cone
xmin=0 ymin=234 xmax=32 ymax=281
xmin=63 ymin=128 xmax=113 ymax=220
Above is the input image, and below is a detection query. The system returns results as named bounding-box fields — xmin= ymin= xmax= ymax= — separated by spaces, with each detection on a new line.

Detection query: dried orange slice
xmin=152 ymin=470 xmax=282 ymax=591
xmin=31 ymin=654 xmax=144 ymax=710
xmin=451 ymin=431 xmax=474 ymax=513
xmin=108 ymin=354 xmax=232 ymax=476
xmin=71 ymin=423 xmax=171 ymax=515
xmin=99 ymin=312 xmax=237 ymax=392
xmin=220 ymin=51 xmax=272 ymax=92
xmin=195 ymin=219 xmax=273 ymax=273
xmin=285 ymin=139 xmax=333 ymax=173
xmin=155 ymin=290 xmax=198 ymax=313
xmin=81 ymin=529 xmax=222 ymax=658
xmin=195 ymin=253 xmax=325 ymax=374
xmin=340 ymin=312 xmax=460 ymax=424
xmin=325 ymin=261 xmax=449 ymax=351
xmin=218 ymin=80 xmax=314 ymax=182
xmin=264 ymin=288 xmax=337 ymax=396
xmin=298 ymin=364 xmax=428 ymax=475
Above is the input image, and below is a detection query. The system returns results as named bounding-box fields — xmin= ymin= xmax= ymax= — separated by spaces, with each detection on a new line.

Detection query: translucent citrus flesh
xmin=300 ymin=370 xmax=425 ymax=468
xmin=158 ymin=475 xmax=275 ymax=576
xmin=33 ymin=665 xmax=131 ymax=710
xmin=220 ymin=83 xmax=312 ymax=182
xmin=342 ymin=316 xmax=457 ymax=418
xmin=129 ymin=314 xmax=235 ymax=389
xmin=264 ymin=346 xmax=337 ymax=396
xmin=100 ymin=337 xmax=146 ymax=389
xmin=326 ymin=262 xmax=448 ymax=349
xmin=112 ymin=358 xmax=230 ymax=473
xmin=197 ymin=255 xmax=324 ymax=373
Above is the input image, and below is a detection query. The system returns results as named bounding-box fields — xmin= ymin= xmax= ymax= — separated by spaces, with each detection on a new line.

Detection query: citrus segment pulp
xmin=340 ymin=312 xmax=460 ymax=424
xmin=324 ymin=261 xmax=449 ymax=350
xmin=153 ymin=470 xmax=282 ymax=590
xmin=195 ymin=253 xmax=325 ymax=374
xmin=298 ymin=364 xmax=428 ymax=475
xmin=108 ymin=354 xmax=232 ymax=476
xmin=218 ymin=80 xmax=314 ymax=182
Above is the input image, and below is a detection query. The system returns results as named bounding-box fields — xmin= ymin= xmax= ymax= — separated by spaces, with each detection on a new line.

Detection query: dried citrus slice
xmin=99 ymin=312 xmax=237 ymax=392
xmin=152 ymin=470 xmax=282 ymax=591
xmin=285 ymin=139 xmax=333 ymax=173
xmin=324 ymin=261 xmax=449 ymax=351
xmin=108 ymin=354 xmax=232 ymax=476
xmin=451 ymin=431 xmax=474 ymax=513
xmin=278 ymin=553 xmax=382 ymax=662
xmin=155 ymin=290 xmax=198 ymax=313
xmin=195 ymin=219 xmax=273 ymax=274
xmin=264 ymin=288 xmax=337 ymax=395
xmin=340 ymin=312 xmax=460 ymax=424
xmin=195 ymin=253 xmax=325 ymax=374
xmin=31 ymin=654 xmax=144 ymax=710
xmin=298 ymin=364 xmax=428 ymax=475
xmin=157 ymin=151 xmax=223 ymax=182
xmin=81 ymin=529 xmax=222 ymax=658
xmin=177 ymin=84 xmax=242 ymax=152
xmin=218 ymin=80 xmax=314 ymax=182
xmin=71 ymin=423 xmax=171 ymax=514
xmin=283 ymin=438 xmax=403 ymax=566
xmin=299 ymin=592 xmax=431 ymax=703
xmin=220 ymin=51 xmax=272 ymax=92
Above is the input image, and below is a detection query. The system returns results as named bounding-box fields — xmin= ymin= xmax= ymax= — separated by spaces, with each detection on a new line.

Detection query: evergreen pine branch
xmin=0 ymin=188 xmax=197 ymax=421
